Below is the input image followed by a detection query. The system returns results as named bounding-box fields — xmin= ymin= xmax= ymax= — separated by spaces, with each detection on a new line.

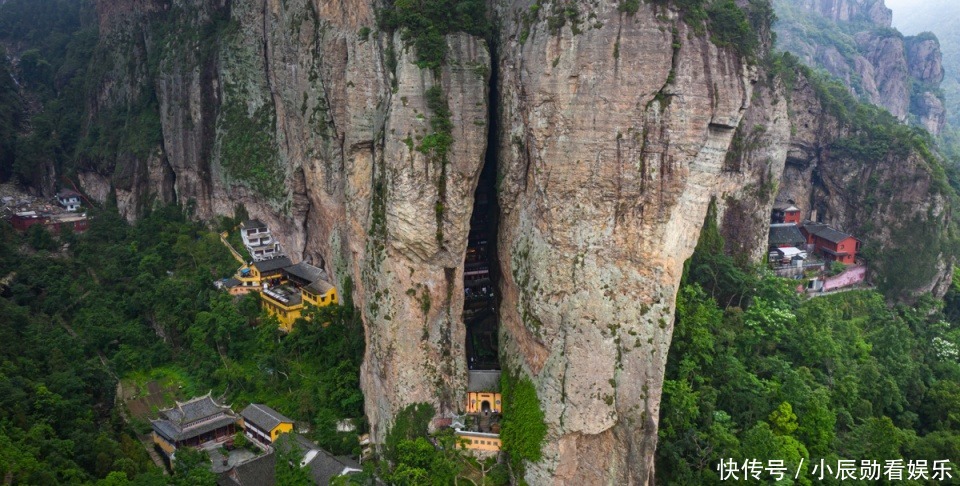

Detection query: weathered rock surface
xmin=775 ymin=0 xmax=947 ymax=134
xmin=799 ymin=0 xmax=892 ymax=26
xmin=69 ymin=0 xmax=954 ymax=483
xmin=491 ymin=1 xmax=788 ymax=481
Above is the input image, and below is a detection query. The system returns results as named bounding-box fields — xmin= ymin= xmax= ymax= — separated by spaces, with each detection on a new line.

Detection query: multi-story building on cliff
xmin=55 ymin=190 xmax=81 ymax=212
xmin=240 ymin=219 xmax=283 ymax=262
xmin=802 ymin=223 xmax=862 ymax=265
xmin=222 ymin=220 xmax=339 ymax=330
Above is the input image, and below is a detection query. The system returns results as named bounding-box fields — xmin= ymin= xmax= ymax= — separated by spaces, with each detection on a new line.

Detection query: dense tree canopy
xmin=659 ymin=207 xmax=960 ymax=485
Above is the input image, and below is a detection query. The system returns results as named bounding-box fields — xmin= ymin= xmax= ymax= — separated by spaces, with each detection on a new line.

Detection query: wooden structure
xmin=151 ymin=393 xmax=239 ymax=462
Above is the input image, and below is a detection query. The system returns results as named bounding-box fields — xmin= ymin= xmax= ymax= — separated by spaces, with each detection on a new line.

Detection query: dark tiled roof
xmin=768 ymin=224 xmax=806 ymax=247
xmin=274 ymin=434 xmax=361 ymax=486
xmin=253 ymin=256 xmax=293 ymax=274
xmin=303 ymin=279 xmax=334 ymax=296
xmin=467 ymin=370 xmax=501 ymax=392
xmin=284 ymin=262 xmax=324 ymax=284
xmin=223 ymin=278 xmax=242 ymax=288
xmin=160 ymin=394 xmax=231 ymax=424
xmin=152 ymin=414 xmax=237 ymax=443
xmin=241 ymin=404 xmax=293 ymax=434
xmin=242 ymin=219 xmax=267 ymax=231
xmin=57 ymin=189 xmax=81 ymax=198
xmin=151 ymin=393 xmax=237 ymax=442
xmin=306 ymin=450 xmax=360 ymax=486
xmin=804 ymin=223 xmax=855 ymax=244
xmin=218 ymin=452 xmax=277 ymax=486
xmin=263 ymin=285 xmax=302 ymax=306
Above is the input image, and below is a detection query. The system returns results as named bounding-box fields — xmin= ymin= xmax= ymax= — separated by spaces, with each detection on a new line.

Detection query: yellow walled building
xmin=240 ymin=404 xmax=295 ymax=446
xmin=466 ymin=391 xmax=502 ymax=414
xmin=261 ymin=285 xmax=305 ymax=332
xmin=225 ymin=256 xmax=339 ymax=332
xmin=303 ymin=279 xmax=338 ymax=307
xmin=456 ymin=431 xmax=502 ymax=452
xmin=465 ymin=370 xmax=502 ymax=414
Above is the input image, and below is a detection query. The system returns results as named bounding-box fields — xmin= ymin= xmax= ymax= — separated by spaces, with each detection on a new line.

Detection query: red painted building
xmin=772 ymin=204 xmax=803 ymax=224
xmin=8 ymin=211 xmax=88 ymax=234
xmin=801 ymin=223 xmax=861 ymax=265
xmin=783 ymin=207 xmax=802 ymax=224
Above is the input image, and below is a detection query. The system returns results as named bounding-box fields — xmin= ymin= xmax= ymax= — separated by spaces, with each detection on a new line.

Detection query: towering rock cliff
xmin=0 ymin=0 xmax=951 ymax=483
xmin=491 ymin=1 xmax=792 ymax=481
xmin=774 ymin=0 xmax=947 ymax=135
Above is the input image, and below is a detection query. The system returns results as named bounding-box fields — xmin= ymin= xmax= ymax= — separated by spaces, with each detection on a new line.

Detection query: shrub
xmin=377 ymin=0 xmax=490 ymax=70
xmin=500 ymin=369 xmax=547 ymax=466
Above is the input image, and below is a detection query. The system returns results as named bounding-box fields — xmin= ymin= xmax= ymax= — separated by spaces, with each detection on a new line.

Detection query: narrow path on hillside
xmin=220 ymin=231 xmax=246 ymax=265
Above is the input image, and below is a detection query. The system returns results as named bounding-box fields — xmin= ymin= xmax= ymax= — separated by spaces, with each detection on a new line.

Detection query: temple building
xmin=456 ymin=370 xmax=502 ymax=452
xmin=220 ymin=221 xmax=339 ymax=330
xmin=240 ymin=404 xmax=294 ymax=446
xmin=802 ymin=223 xmax=861 ymax=265
xmin=151 ymin=393 xmax=239 ymax=463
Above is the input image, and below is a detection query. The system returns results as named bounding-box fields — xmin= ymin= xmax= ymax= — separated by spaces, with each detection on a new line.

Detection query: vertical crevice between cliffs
xmin=463 ymin=38 xmax=501 ymax=371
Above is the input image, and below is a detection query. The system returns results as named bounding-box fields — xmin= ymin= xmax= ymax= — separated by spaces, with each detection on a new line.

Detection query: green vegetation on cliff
xmin=217 ymin=95 xmax=286 ymax=201
xmin=499 ymin=368 xmax=547 ymax=467
xmin=650 ymin=0 xmax=772 ymax=59
xmin=659 ymin=208 xmax=960 ymax=484
xmin=0 ymin=0 xmax=98 ymax=187
xmin=377 ymin=0 xmax=489 ymax=70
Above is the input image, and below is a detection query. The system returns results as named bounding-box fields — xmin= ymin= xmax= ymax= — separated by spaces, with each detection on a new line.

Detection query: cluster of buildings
xmin=151 ymin=393 xmax=361 ymax=485
xmin=4 ymin=189 xmax=89 ymax=234
xmin=453 ymin=370 xmax=503 ymax=452
xmin=218 ymin=220 xmax=338 ymax=331
xmin=768 ymin=203 xmax=866 ymax=292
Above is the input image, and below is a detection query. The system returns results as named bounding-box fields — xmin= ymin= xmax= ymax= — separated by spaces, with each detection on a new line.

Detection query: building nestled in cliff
xmin=453 ymin=370 xmax=503 ymax=452
xmin=220 ymin=221 xmax=338 ymax=330
xmin=802 ymin=223 xmax=861 ymax=265
xmin=56 ymin=190 xmax=82 ymax=212
xmin=8 ymin=211 xmax=89 ymax=234
xmin=240 ymin=219 xmax=283 ymax=262
xmin=4 ymin=189 xmax=89 ymax=234
xmin=771 ymin=203 xmax=802 ymax=224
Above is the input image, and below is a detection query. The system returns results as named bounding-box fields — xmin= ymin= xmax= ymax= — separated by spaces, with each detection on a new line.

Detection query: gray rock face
xmin=777 ymin=0 xmax=947 ymax=134
xmin=75 ymin=0 xmax=953 ymax=483
xmin=799 ymin=0 xmax=892 ymax=26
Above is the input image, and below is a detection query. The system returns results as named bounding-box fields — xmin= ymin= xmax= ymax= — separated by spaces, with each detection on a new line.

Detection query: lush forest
xmin=656 ymin=205 xmax=960 ymax=484
xmin=0 ymin=0 xmax=99 ymax=187
xmin=0 ymin=204 xmax=365 ymax=484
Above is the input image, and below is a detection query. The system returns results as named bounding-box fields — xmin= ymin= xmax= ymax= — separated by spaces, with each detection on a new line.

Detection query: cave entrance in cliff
xmin=464 ymin=50 xmax=501 ymax=372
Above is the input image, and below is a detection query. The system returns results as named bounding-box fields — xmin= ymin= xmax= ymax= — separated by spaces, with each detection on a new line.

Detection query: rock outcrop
xmin=775 ymin=0 xmax=947 ymax=134
xmin=798 ymin=0 xmax=892 ymax=26
xmin=54 ymin=0 xmax=955 ymax=483
xmin=491 ymin=1 xmax=797 ymax=481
